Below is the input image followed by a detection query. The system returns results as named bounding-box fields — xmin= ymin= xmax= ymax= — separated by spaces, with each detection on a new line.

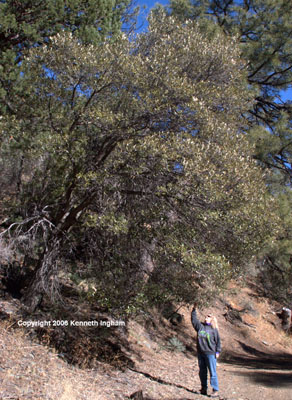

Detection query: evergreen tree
xmin=0 ymin=13 xmax=278 ymax=311
xmin=167 ymin=0 xmax=292 ymax=184
xmin=167 ymin=0 xmax=292 ymax=302
xmin=0 ymin=0 xmax=137 ymax=113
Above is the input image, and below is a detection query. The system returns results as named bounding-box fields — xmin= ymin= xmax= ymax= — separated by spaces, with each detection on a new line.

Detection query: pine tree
xmin=0 ymin=0 xmax=136 ymax=113
xmin=167 ymin=0 xmax=292 ymax=302
xmin=167 ymin=0 xmax=292 ymax=184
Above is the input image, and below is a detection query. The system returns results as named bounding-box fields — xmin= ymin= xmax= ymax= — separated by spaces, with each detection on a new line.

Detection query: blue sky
xmin=280 ymin=90 xmax=292 ymax=103
xmin=136 ymin=0 xmax=169 ymax=31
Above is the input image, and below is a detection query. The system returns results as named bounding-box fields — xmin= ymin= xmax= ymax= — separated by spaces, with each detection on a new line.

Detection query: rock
xmin=169 ymin=312 xmax=183 ymax=325
xmin=277 ymin=307 xmax=291 ymax=331
xmin=224 ymin=309 xmax=243 ymax=325
xmin=129 ymin=390 xmax=144 ymax=399
xmin=0 ymin=299 xmax=21 ymax=319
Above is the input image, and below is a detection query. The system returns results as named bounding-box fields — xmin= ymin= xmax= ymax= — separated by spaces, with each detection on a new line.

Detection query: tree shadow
xmin=232 ymin=369 xmax=292 ymax=388
xmin=127 ymin=368 xmax=202 ymax=399
xmin=221 ymin=340 xmax=292 ymax=389
xmin=222 ymin=340 xmax=292 ymax=370
xmin=137 ymin=309 xmax=198 ymax=359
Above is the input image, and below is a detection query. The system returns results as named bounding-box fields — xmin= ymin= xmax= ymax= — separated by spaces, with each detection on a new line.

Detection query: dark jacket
xmin=191 ymin=308 xmax=221 ymax=355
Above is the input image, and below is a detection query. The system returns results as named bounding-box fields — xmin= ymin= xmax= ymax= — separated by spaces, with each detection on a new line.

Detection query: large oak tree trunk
xmin=22 ymin=236 xmax=62 ymax=312
xmin=21 ymin=196 xmax=93 ymax=312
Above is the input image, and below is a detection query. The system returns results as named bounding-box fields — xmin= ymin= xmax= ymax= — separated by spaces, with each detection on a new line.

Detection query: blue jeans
xmin=198 ymin=353 xmax=219 ymax=391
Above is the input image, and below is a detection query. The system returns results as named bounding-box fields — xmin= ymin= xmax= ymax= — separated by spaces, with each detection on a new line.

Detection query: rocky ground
xmin=0 ymin=279 xmax=291 ymax=400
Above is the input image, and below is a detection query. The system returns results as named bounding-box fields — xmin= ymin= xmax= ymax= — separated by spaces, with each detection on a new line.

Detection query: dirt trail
xmin=119 ymin=284 xmax=292 ymax=400
xmin=0 ymin=281 xmax=292 ymax=399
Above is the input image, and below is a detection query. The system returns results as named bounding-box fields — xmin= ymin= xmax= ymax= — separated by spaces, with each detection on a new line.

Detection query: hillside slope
xmin=0 ymin=279 xmax=292 ymax=400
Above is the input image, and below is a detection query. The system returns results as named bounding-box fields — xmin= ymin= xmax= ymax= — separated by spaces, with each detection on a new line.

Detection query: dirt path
xmin=0 ymin=283 xmax=292 ymax=399
xmin=217 ymin=359 xmax=292 ymax=400
xmin=116 ymin=298 xmax=292 ymax=400
xmin=1 ymin=323 xmax=290 ymax=400
xmin=114 ymin=351 xmax=292 ymax=400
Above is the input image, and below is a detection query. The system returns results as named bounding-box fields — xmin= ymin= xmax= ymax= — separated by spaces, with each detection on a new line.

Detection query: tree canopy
xmin=0 ymin=12 xmax=278 ymax=312
xmin=0 ymin=0 xmax=137 ymax=114
xmin=167 ymin=0 xmax=292 ymax=185
xmin=166 ymin=0 xmax=292 ymax=305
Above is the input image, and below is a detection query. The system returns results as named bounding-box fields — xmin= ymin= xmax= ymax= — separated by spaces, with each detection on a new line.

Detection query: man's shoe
xmin=200 ymin=388 xmax=207 ymax=395
xmin=210 ymin=390 xmax=219 ymax=398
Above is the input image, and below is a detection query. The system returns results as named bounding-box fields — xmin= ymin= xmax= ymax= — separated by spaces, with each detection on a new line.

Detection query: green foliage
xmin=0 ymin=0 xmax=137 ymax=114
xmin=167 ymin=0 xmax=292 ymax=184
xmin=167 ymin=0 xmax=292 ymax=306
xmin=0 ymin=12 xmax=278 ymax=311
xmin=258 ymin=191 xmax=292 ymax=303
xmin=166 ymin=336 xmax=186 ymax=352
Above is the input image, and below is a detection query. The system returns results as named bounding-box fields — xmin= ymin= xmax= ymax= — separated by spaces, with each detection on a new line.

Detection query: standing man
xmin=191 ymin=304 xmax=221 ymax=397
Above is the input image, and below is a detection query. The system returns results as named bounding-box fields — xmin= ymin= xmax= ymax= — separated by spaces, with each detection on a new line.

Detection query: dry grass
xmin=0 ymin=316 xmax=202 ymax=400
xmin=0 ymin=320 xmax=108 ymax=399
xmin=0 ymin=279 xmax=292 ymax=400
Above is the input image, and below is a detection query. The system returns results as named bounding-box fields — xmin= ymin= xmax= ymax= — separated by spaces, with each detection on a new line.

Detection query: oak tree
xmin=0 ymin=12 xmax=278 ymax=311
